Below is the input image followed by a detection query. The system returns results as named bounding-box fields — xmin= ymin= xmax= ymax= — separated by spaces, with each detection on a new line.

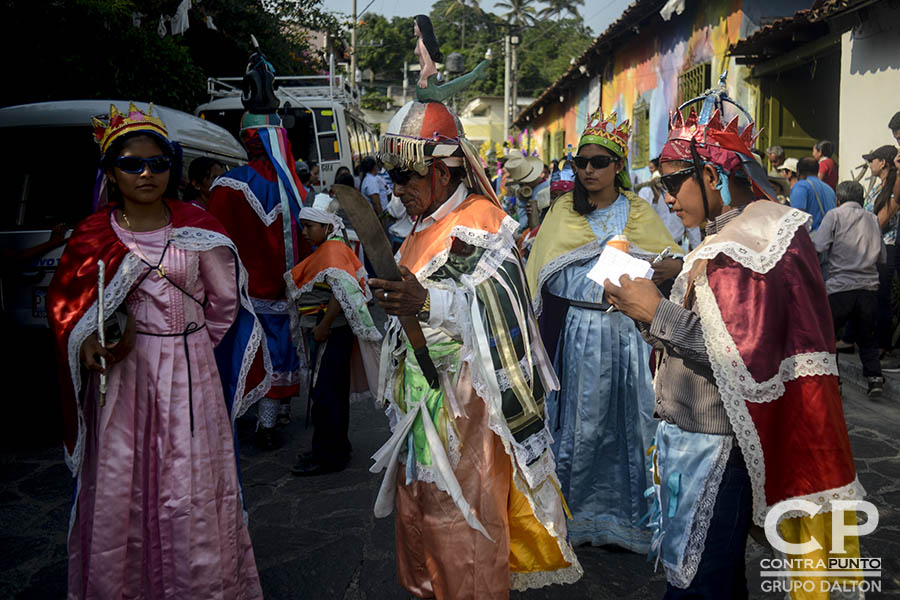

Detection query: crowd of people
xmin=43 ymin=50 xmax=900 ymax=597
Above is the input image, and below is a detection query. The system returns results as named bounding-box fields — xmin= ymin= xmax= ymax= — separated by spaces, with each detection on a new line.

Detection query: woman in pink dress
xmin=48 ymin=103 xmax=270 ymax=599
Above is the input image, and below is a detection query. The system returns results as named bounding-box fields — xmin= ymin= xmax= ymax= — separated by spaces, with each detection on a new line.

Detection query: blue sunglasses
xmin=115 ymin=155 xmax=171 ymax=174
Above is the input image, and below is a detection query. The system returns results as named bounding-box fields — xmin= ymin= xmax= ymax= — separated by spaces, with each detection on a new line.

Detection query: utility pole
xmin=402 ymin=59 xmax=408 ymax=105
xmin=510 ymin=33 xmax=519 ymax=140
xmin=503 ymin=34 xmax=511 ymax=142
xmin=350 ymin=0 xmax=357 ymax=90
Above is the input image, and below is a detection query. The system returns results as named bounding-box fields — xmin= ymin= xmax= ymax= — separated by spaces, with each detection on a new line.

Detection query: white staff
xmin=97 ymin=260 xmax=107 ymax=407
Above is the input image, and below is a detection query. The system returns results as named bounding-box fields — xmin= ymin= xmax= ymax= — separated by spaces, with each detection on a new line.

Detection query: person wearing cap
xmin=603 ymin=82 xmax=861 ymax=596
xmin=285 ymin=194 xmax=381 ymax=475
xmin=367 ymin=99 xmax=582 ymax=597
xmin=208 ymin=107 xmax=310 ymax=449
xmin=525 ymin=109 xmax=682 ymax=553
xmin=778 ymin=156 xmax=800 ymax=190
xmin=505 ymin=154 xmax=545 ymax=235
xmin=863 ymin=144 xmax=900 ymax=361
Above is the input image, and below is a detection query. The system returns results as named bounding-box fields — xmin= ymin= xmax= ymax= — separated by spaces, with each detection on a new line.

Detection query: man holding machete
xmin=362 ymin=98 xmax=582 ymax=598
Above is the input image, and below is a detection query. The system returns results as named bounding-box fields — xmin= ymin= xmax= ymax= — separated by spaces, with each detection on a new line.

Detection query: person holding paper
xmin=525 ymin=108 xmax=681 ymax=552
xmin=604 ymin=83 xmax=861 ymax=596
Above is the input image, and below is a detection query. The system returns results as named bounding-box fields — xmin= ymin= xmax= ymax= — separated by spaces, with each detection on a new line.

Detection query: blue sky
xmin=323 ymin=0 xmax=634 ymax=38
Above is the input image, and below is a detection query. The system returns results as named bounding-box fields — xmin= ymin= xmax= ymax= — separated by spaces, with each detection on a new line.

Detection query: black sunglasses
xmin=572 ymin=155 xmax=618 ymax=170
xmin=115 ymin=155 xmax=171 ymax=174
xmin=659 ymin=166 xmax=696 ymax=196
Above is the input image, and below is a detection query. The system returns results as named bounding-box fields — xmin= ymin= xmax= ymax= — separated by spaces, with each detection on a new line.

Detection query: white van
xmin=0 ymin=100 xmax=247 ymax=328
xmin=195 ymin=74 xmax=380 ymax=191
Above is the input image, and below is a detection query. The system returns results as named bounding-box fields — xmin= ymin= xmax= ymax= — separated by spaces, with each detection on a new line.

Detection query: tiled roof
xmin=728 ymin=0 xmax=874 ymax=59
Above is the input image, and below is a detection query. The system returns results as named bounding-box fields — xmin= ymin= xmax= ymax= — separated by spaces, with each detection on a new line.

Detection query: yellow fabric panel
xmin=621 ymin=191 xmax=684 ymax=256
xmin=778 ymin=511 xmax=862 ymax=600
xmin=507 ymin=473 xmax=569 ymax=573
xmin=525 ymin=192 xmax=596 ymax=293
xmin=525 ymin=191 xmax=683 ymax=296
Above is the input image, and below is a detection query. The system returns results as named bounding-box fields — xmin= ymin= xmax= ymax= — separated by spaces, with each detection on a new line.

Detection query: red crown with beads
xmin=91 ymin=102 xmax=168 ymax=155
xmin=666 ymin=107 xmax=758 ymax=157
xmin=580 ymin=108 xmax=630 ymax=153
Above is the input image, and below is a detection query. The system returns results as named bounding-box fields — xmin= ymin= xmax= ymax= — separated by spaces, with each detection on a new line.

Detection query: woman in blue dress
xmin=525 ymin=109 xmax=682 ymax=551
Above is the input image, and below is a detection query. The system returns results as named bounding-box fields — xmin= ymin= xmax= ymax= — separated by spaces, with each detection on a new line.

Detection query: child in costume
xmin=605 ymin=76 xmax=863 ymax=597
xmin=48 ymin=103 xmax=268 ymax=599
xmin=285 ymin=194 xmax=382 ymax=475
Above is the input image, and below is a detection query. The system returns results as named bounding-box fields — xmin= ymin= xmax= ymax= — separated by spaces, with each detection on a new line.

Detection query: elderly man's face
xmin=767 ymin=153 xmax=783 ymax=167
xmin=392 ymin=161 xmax=453 ymax=217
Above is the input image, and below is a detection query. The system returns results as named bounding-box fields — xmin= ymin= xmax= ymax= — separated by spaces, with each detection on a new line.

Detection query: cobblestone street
xmin=2 ymin=357 xmax=899 ymax=599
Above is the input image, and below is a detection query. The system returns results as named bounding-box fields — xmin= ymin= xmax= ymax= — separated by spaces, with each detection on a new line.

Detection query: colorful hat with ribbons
xmin=380 ymin=100 xmax=499 ymax=205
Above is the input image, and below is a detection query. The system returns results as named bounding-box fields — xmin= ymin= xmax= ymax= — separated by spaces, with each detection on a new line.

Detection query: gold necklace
xmin=121 ymin=209 xmax=168 ymax=278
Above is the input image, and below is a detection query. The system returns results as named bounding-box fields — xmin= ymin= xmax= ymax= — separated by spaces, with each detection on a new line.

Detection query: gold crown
xmin=92 ymin=102 xmax=168 ymax=155
xmin=580 ymin=108 xmax=630 ymax=155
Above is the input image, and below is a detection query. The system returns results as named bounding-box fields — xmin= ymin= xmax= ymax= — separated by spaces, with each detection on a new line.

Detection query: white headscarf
xmin=300 ymin=193 xmax=344 ymax=237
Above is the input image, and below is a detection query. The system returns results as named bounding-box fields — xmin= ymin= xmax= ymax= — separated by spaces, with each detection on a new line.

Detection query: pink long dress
xmin=67 ymin=215 xmax=263 ymax=599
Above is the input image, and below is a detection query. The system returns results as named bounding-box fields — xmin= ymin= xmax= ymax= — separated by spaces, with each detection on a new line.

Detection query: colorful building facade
xmin=515 ymin=0 xmax=809 ymax=185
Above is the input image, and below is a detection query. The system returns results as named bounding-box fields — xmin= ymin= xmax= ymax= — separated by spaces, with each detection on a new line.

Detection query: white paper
xmin=586 ymin=245 xmax=654 ymax=287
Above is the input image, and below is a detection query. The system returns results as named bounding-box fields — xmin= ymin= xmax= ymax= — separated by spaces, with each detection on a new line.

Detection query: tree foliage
xmin=494 ymin=0 xmax=538 ymax=27
xmin=1 ymin=0 xmax=344 ymax=112
xmin=356 ymin=14 xmax=415 ymax=81
xmin=425 ymin=1 xmax=593 ymax=103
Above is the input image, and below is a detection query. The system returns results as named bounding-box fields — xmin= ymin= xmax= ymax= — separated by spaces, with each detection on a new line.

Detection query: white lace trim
xmin=530 ymin=241 xmax=600 ymax=316
xmin=404 ymin=423 xmax=462 ymax=490
xmin=495 ymin=353 xmax=533 ymax=392
xmin=250 ymin=298 xmax=290 ymax=315
xmin=377 ymin=259 xmax=582 ymax=585
xmin=693 ymin=282 xmax=838 ymax=403
xmin=670 ymin=206 xmax=810 ymax=305
xmin=509 ymin=561 xmax=584 ymax=591
xmin=65 ymin=252 xmax=143 ymax=476
xmin=693 ymin=274 xmax=859 ymax=525
xmin=665 ymin=437 xmax=733 ymax=589
xmin=211 ymin=177 xmax=281 ymax=226
xmin=410 ymin=218 xmax=521 ymax=287
xmin=282 ymin=267 xmax=381 ymax=342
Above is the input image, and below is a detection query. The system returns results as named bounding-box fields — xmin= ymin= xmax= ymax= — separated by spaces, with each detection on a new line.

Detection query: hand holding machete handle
xmin=330 ymin=184 xmax=441 ymax=389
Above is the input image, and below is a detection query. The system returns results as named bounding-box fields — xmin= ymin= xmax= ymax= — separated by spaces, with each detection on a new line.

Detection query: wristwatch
xmin=417 ymin=290 xmax=431 ymax=322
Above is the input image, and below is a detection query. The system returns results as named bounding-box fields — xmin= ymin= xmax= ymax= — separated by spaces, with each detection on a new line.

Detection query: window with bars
xmin=678 ymin=63 xmax=711 ymax=115
xmin=631 ymin=99 xmax=650 ymax=169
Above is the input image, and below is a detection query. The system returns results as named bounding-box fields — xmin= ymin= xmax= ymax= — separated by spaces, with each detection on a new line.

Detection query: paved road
xmin=2 ymin=367 xmax=899 ymax=599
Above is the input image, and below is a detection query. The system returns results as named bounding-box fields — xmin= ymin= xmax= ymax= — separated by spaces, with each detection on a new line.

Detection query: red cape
xmin=47 ymin=201 xmax=266 ymax=455
xmin=207 ymin=159 xmax=311 ymax=300
xmin=675 ymin=201 xmax=859 ymax=524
